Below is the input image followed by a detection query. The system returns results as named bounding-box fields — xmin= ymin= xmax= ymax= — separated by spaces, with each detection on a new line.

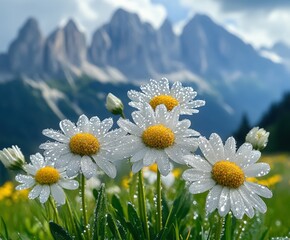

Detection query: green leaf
xmin=107 ymin=213 xmax=123 ymax=240
xmin=158 ymin=192 xmax=191 ymax=240
xmin=112 ymin=194 xmax=125 ymax=217
xmin=127 ymin=202 xmax=145 ymax=239
xmin=92 ymin=184 xmax=107 ymax=240
xmin=1 ymin=217 xmax=9 ymax=240
xmin=49 ymin=222 xmax=73 ymax=240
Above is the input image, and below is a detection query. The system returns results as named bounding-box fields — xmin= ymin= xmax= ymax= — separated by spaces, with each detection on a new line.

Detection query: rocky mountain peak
xmin=8 ymin=17 xmax=44 ymax=73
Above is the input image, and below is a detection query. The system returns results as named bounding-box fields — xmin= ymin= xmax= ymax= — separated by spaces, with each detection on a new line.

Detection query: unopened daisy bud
xmin=0 ymin=145 xmax=25 ymax=170
xmin=105 ymin=93 xmax=124 ymax=115
xmin=246 ymin=127 xmax=269 ymax=150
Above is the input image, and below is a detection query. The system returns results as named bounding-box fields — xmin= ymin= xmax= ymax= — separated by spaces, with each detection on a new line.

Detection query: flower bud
xmin=105 ymin=93 xmax=124 ymax=115
xmin=0 ymin=145 xmax=25 ymax=170
xmin=246 ymin=127 xmax=269 ymax=150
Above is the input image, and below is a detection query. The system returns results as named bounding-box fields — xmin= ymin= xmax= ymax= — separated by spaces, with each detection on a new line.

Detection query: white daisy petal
xmin=198 ymin=137 xmax=218 ymax=164
xmin=77 ymin=114 xmax=90 ymax=132
xmin=242 ymin=150 xmax=261 ymax=168
xmin=218 ymin=187 xmax=231 ymax=217
xmin=81 ymin=156 xmax=97 ymax=179
xmin=54 ymin=153 xmax=72 ymax=169
xmin=142 ymin=103 xmax=156 ymax=126
xmin=66 ymin=157 xmax=81 ymax=177
xmin=132 ymin=111 xmax=146 ymax=129
xmin=51 ymin=184 xmax=66 ymax=205
xmin=224 ymin=137 xmax=236 ymax=160
xmin=95 ymin=157 xmax=116 ymax=178
xmin=189 ymin=179 xmax=216 ymax=194
xmin=143 ymin=149 xmax=157 ymax=166
xmin=165 ymin=145 xmax=187 ymax=164
xmin=16 ymin=178 xmax=35 ymax=190
xmin=132 ymin=161 xmax=144 ymax=173
xmin=117 ymin=119 xmax=142 ymax=136
xmin=206 ymin=185 xmax=223 ymax=214
xmin=131 ymin=148 xmax=147 ymax=163
xmin=230 ymin=189 xmax=245 ymax=219
xmin=244 ymin=182 xmax=272 ymax=198
xmin=23 ymin=164 xmax=38 ymax=175
xmin=42 ymin=129 xmax=69 ymax=143
xmin=155 ymin=104 xmax=168 ymax=123
xmin=30 ymin=153 xmax=45 ymax=168
xmin=59 ymin=119 xmax=78 ymax=137
xmin=244 ymin=163 xmax=270 ymax=177
xmin=209 ymin=133 xmax=224 ymax=160
xmin=234 ymin=143 xmax=253 ymax=166
xmin=183 ymin=155 xmax=212 ymax=172
xmin=128 ymin=90 xmax=147 ymax=102
xmin=158 ymin=78 xmax=170 ymax=94
xmin=58 ymin=180 xmax=79 ymax=190
xmin=238 ymin=188 xmax=255 ymax=218
xmin=182 ymin=169 xmax=211 ymax=182
xmin=156 ymin=153 xmax=171 ymax=176
xmin=174 ymin=120 xmax=191 ymax=134
xmin=39 ymin=142 xmax=63 ymax=150
xmin=240 ymin=185 xmax=267 ymax=213
xmin=97 ymin=118 xmax=113 ymax=137
xmin=39 ymin=185 xmax=50 ymax=203
xmin=28 ymin=185 xmax=43 ymax=199
xmin=183 ymin=129 xmax=200 ymax=137
xmin=15 ymin=174 xmax=34 ymax=184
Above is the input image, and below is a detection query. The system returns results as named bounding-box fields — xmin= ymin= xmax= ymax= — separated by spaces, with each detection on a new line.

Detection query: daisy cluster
xmin=0 ymin=78 xmax=271 ymax=219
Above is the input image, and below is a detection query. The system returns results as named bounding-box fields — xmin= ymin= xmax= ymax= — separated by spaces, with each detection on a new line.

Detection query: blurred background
xmin=1 ymin=0 xmax=290 ymax=182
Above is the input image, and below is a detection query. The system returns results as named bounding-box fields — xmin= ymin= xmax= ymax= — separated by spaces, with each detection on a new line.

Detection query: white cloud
xmin=180 ymin=0 xmax=290 ymax=48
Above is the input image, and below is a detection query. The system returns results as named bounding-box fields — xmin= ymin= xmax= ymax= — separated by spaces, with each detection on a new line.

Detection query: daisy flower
xmin=116 ymin=103 xmax=200 ymax=176
xmin=182 ymin=133 xmax=272 ymax=219
xmin=128 ymin=78 xmax=205 ymax=115
xmin=15 ymin=153 xmax=78 ymax=205
xmin=40 ymin=114 xmax=126 ymax=179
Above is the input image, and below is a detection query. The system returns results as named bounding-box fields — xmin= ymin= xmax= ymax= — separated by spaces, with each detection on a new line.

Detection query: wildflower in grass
xmin=15 ymin=153 xmax=79 ymax=205
xmin=143 ymin=163 xmax=181 ymax=188
xmin=248 ymin=174 xmax=282 ymax=188
xmin=183 ymin=133 xmax=272 ymax=219
xmin=0 ymin=145 xmax=25 ymax=170
xmin=246 ymin=127 xmax=269 ymax=150
xmin=40 ymin=114 xmax=127 ymax=179
xmin=0 ymin=182 xmax=13 ymax=201
xmin=105 ymin=93 xmax=124 ymax=115
xmin=117 ymin=103 xmax=200 ymax=175
xmin=128 ymin=78 xmax=205 ymax=115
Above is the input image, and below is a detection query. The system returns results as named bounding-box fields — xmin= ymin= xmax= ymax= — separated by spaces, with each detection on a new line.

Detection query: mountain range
xmin=0 ymin=8 xmax=290 ymax=157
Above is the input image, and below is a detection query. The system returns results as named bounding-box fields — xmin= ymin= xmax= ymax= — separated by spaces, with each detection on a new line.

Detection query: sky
xmin=1 ymin=0 xmax=290 ymax=52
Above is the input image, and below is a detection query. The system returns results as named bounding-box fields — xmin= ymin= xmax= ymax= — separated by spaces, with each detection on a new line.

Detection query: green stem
xmin=120 ymin=111 xmax=126 ymax=119
xmin=156 ymin=170 xmax=162 ymax=232
xmin=236 ymin=218 xmax=245 ymax=240
xmin=81 ymin=174 xmax=90 ymax=240
xmin=138 ymin=170 xmax=150 ymax=240
xmin=49 ymin=197 xmax=60 ymax=224
xmin=215 ymin=216 xmax=224 ymax=240
xmin=66 ymin=197 xmax=77 ymax=235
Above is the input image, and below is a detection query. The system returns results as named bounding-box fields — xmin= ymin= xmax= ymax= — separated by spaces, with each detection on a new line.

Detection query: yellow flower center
xmin=69 ymin=133 xmax=100 ymax=156
xmin=35 ymin=167 xmax=60 ymax=185
xmin=142 ymin=124 xmax=175 ymax=149
xmin=149 ymin=95 xmax=179 ymax=111
xmin=212 ymin=161 xmax=244 ymax=188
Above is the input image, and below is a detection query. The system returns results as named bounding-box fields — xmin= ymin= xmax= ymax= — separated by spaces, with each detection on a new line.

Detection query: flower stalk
xmin=138 ymin=170 xmax=150 ymax=240
xmin=81 ymin=174 xmax=90 ymax=240
xmin=157 ymin=170 xmax=162 ymax=232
